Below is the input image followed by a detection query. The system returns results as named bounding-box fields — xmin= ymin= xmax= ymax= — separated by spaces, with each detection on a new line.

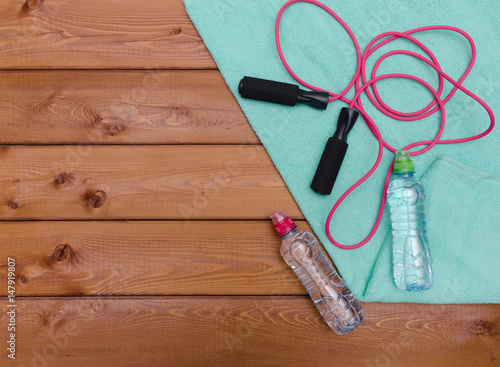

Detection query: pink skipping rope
xmin=275 ymin=0 xmax=495 ymax=250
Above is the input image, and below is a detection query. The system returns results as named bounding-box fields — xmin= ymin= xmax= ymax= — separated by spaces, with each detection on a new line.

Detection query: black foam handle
xmin=311 ymin=137 xmax=348 ymax=195
xmin=239 ymin=76 xmax=299 ymax=106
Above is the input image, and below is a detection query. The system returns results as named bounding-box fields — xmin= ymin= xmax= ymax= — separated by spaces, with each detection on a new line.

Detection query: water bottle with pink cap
xmin=271 ymin=210 xmax=364 ymax=334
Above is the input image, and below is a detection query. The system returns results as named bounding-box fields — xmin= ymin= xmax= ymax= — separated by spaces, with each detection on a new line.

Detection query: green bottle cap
xmin=393 ymin=150 xmax=415 ymax=173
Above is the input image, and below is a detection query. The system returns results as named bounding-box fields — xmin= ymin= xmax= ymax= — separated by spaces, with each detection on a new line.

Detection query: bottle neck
xmin=281 ymin=227 xmax=299 ymax=239
xmin=393 ymin=171 xmax=415 ymax=178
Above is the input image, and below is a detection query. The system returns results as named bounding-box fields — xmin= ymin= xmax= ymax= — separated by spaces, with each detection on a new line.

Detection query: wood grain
xmin=0 ymin=145 xmax=302 ymax=220
xmin=0 ymin=221 xmax=310 ymax=296
xmin=0 ymin=0 xmax=215 ymax=69
xmin=0 ymin=297 xmax=497 ymax=367
xmin=0 ymin=70 xmax=257 ymax=144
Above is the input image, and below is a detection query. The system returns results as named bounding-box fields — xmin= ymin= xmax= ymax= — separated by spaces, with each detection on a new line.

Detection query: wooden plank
xmin=0 ymin=221 xmax=311 ymax=296
xmin=0 ymin=0 xmax=215 ymax=69
xmin=0 ymin=70 xmax=257 ymax=144
xmin=0 ymin=145 xmax=302 ymax=220
xmin=0 ymin=297 xmax=497 ymax=367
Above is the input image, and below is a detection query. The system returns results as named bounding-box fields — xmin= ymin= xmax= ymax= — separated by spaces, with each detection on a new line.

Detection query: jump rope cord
xmin=275 ymin=0 xmax=496 ymax=250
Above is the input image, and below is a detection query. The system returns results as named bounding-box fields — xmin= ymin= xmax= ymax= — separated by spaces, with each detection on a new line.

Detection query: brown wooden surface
xmin=0 ymin=0 xmax=215 ymax=69
xmin=0 ymin=297 xmax=497 ymax=367
xmin=0 ymin=221 xmax=308 ymax=296
xmin=0 ymin=71 xmax=256 ymax=144
xmin=0 ymin=145 xmax=301 ymax=220
xmin=0 ymin=0 xmax=498 ymax=366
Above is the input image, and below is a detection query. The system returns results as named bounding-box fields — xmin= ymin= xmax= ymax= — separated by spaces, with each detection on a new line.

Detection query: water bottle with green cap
xmin=387 ymin=150 xmax=433 ymax=291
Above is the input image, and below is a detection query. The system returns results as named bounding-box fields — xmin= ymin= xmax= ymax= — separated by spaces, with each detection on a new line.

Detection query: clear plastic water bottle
xmin=271 ymin=211 xmax=364 ymax=334
xmin=387 ymin=150 xmax=433 ymax=291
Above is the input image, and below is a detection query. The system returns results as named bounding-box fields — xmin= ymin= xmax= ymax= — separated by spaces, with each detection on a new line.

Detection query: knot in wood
xmin=57 ymin=172 xmax=69 ymax=185
xmin=26 ymin=0 xmax=43 ymax=9
xmin=85 ymin=190 xmax=107 ymax=208
xmin=476 ymin=320 xmax=493 ymax=336
xmin=52 ymin=244 xmax=70 ymax=262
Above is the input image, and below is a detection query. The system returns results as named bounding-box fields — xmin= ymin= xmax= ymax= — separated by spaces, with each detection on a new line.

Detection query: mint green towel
xmin=364 ymin=156 xmax=500 ymax=303
xmin=184 ymin=0 xmax=500 ymax=303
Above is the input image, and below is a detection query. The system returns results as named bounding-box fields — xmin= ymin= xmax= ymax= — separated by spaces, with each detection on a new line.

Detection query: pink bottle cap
xmin=270 ymin=210 xmax=297 ymax=237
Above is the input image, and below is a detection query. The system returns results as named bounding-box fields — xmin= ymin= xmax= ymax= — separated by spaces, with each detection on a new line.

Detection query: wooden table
xmin=0 ymin=1 xmax=498 ymax=366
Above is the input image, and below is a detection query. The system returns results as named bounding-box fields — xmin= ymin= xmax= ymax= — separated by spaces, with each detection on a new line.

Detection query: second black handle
xmin=310 ymin=138 xmax=348 ymax=195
